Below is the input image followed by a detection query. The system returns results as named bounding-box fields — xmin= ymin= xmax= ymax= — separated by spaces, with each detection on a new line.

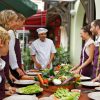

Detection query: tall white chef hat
xmin=36 ymin=28 xmax=48 ymax=34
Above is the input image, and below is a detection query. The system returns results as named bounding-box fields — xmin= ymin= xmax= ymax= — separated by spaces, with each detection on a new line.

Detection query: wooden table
xmin=37 ymin=85 xmax=91 ymax=100
xmin=37 ymin=90 xmax=90 ymax=100
xmin=79 ymin=93 xmax=90 ymax=100
xmin=4 ymin=84 xmax=92 ymax=100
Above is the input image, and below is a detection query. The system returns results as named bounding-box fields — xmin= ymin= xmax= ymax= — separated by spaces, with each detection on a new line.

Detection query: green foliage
xmin=55 ymin=65 xmax=74 ymax=79
xmin=53 ymin=47 xmax=70 ymax=66
xmin=41 ymin=68 xmax=55 ymax=78
xmin=22 ymin=46 xmax=70 ymax=70
xmin=22 ymin=47 xmax=33 ymax=70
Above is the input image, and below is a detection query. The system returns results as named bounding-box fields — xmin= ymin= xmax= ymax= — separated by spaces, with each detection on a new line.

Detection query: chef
xmin=30 ymin=28 xmax=56 ymax=70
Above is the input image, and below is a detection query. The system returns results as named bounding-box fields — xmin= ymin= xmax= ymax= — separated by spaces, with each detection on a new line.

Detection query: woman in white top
xmin=9 ymin=14 xmax=26 ymax=79
xmin=71 ymin=25 xmax=95 ymax=77
xmin=0 ymin=28 xmax=10 ymax=100
xmin=0 ymin=10 xmax=25 ymax=80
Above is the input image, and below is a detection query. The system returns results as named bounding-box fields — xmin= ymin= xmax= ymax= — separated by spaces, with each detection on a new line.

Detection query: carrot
xmin=43 ymin=79 xmax=49 ymax=84
xmin=37 ymin=74 xmax=44 ymax=85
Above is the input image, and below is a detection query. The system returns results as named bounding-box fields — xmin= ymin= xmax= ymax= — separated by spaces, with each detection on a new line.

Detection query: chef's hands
xmin=35 ymin=61 xmax=51 ymax=69
xmin=35 ymin=62 xmax=42 ymax=69
xmin=46 ymin=62 xmax=51 ymax=69
xmin=16 ymin=68 xmax=25 ymax=76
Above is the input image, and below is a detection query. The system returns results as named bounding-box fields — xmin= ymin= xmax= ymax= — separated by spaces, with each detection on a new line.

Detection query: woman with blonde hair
xmin=0 ymin=28 xmax=10 ymax=100
xmin=0 ymin=10 xmax=25 ymax=81
xmin=0 ymin=10 xmax=18 ymax=30
xmin=8 ymin=13 xmax=26 ymax=79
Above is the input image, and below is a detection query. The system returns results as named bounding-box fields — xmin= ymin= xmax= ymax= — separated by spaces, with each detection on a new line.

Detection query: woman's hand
xmin=71 ymin=67 xmax=81 ymax=74
xmin=92 ymin=74 xmax=100 ymax=82
xmin=5 ymin=83 xmax=16 ymax=96
xmin=21 ymin=64 xmax=26 ymax=74
xmin=8 ymin=87 xmax=16 ymax=93
xmin=9 ymin=73 xmax=17 ymax=82
xmin=70 ymin=66 xmax=78 ymax=72
xmin=5 ymin=87 xmax=16 ymax=96
xmin=16 ymin=68 xmax=25 ymax=76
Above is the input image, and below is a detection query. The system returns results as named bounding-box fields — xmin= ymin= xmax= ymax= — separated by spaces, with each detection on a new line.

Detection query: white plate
xmin=39 ymin=96 xmax=54 ymax=100
xmin=39 ymin=95 xmax=56 ymax=100
xmin=95 ymin=87 xmax=100 ymax=91
xmin=3 ymin=94 xmax=38 ymax=100
xmin=88 ymin=92 xmax=100 ymax=100
xmin=26 ymin=71 xmax=42 ymax=76
xmin=80 ymin=76 xmax=91 ymax=81
xmin=80 ymin=81 xmax=100 ymax=87
xmin=14 ymin=80 xmax=36 ymax=85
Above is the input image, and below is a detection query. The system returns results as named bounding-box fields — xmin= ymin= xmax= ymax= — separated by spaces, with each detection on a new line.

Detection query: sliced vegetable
xmin=37 ymin=74 xmax=44 ymax=85
xmin=43 ymin=79 xmax=49 ymax=84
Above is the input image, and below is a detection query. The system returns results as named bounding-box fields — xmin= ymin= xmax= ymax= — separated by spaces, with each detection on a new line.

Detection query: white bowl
xmin=53 ymin=79 xmax=61 ymax=85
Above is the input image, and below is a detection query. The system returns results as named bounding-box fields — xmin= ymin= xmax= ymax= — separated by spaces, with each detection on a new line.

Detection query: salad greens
xmin=55 ymin=64 xmax=74 ymax=79
xmin=41 ymin=68 xmax=54 ymax=78
xmin=17 ymin=84 xmax=42 ymax=94
xmin=54 ymin=88 xmax=80 ymax=100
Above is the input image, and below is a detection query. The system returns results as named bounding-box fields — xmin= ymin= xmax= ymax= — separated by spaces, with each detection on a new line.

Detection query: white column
xmin=95 ymin=0 xmax=100 ymax=19
xmin=70 ymin=0 xmax=85 ymax=65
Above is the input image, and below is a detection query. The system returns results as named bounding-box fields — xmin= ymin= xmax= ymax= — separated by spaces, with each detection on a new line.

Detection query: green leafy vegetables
xmin=54 ymin=88 xmax=80 ymax=100
xmin=55 ymin=64 xmax=74 ymax=79
xmin=17 ymin=84 xmax=42 ymax=94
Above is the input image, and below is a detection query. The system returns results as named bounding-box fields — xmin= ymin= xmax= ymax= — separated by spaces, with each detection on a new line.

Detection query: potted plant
xmin=53 ymin=47 xmax=70 ymax=66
